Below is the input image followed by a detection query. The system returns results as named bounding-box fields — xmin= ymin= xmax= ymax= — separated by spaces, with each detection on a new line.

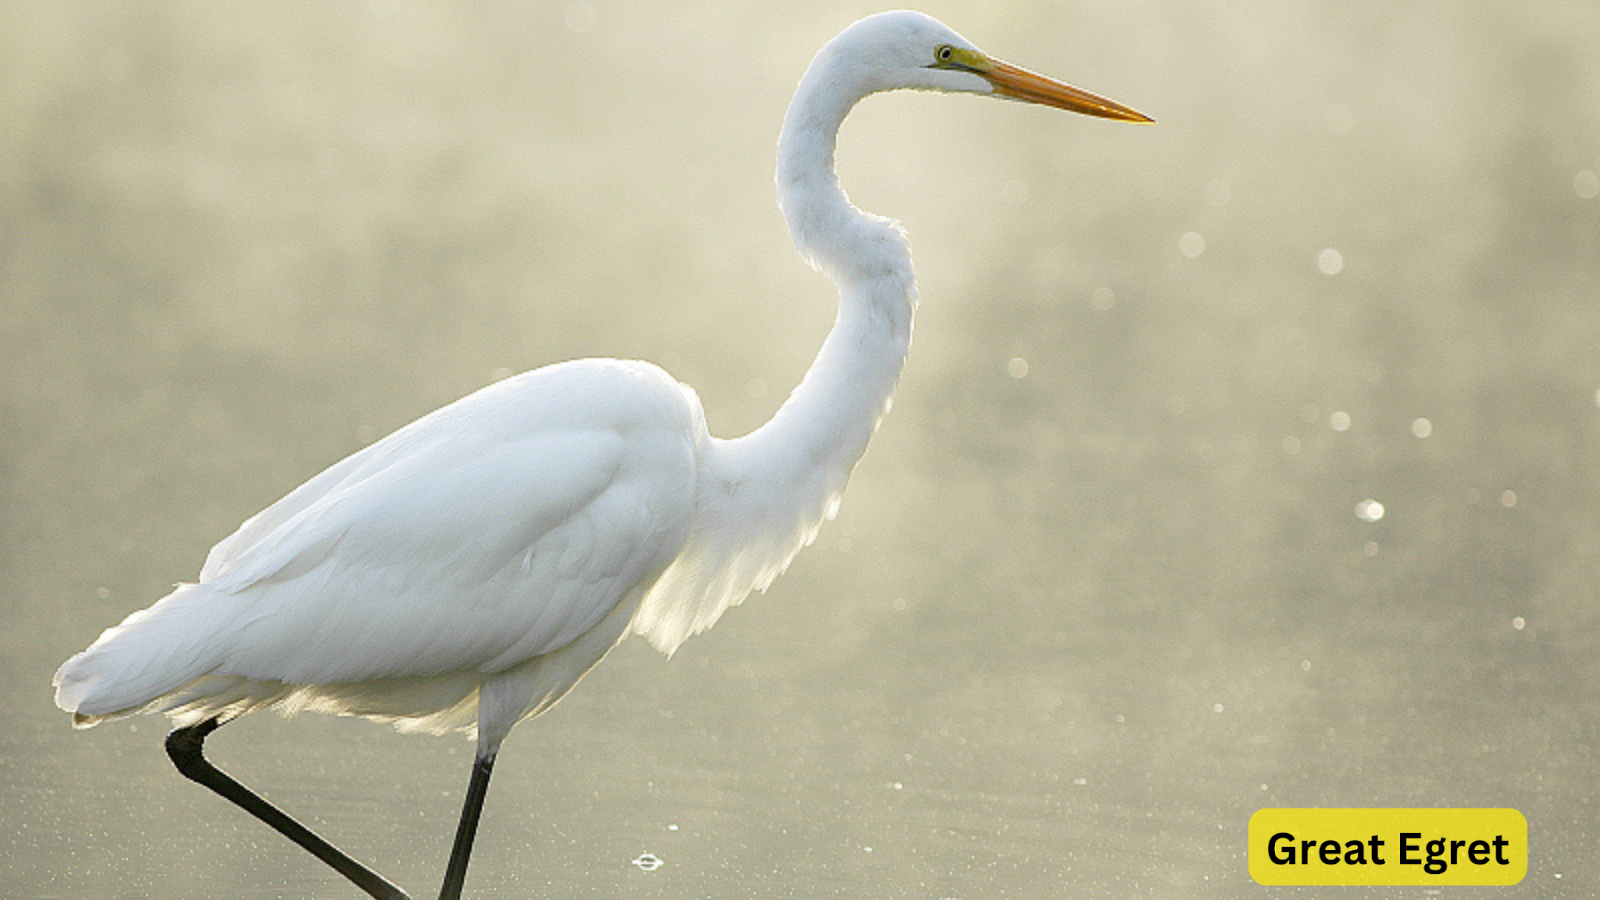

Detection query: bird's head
xmin=821 ymin=10 xmax=1151 ymax=123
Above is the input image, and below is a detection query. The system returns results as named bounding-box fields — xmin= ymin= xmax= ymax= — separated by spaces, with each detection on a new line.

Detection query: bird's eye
xmin=935 ymin=45 xmax=955 ymax=64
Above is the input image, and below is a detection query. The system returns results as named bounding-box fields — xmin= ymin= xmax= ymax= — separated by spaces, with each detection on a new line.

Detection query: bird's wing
xmin=197 ymin=360 xmax=701 ymax=685
xmin=198 ymin=379 xmax=518 ymax=584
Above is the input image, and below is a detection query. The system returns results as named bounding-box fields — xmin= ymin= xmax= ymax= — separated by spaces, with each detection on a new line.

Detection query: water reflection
xmin=4 ymin=0 xmax=1599 ymax=897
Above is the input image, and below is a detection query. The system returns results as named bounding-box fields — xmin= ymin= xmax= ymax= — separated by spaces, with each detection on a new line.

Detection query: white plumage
xmin=59 ymin=359 xmax=701 ymax=735
xmin=53 ymin=11 xmax=1148 ymax=899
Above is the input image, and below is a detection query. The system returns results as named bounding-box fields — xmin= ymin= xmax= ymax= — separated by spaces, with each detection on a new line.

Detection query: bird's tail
xmin=54 ymin=583 xmax=234 ymax=728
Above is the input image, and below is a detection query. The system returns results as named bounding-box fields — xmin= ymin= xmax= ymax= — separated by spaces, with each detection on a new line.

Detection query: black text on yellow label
xmin=1248 ymin=808 xmax=1526 ymax=886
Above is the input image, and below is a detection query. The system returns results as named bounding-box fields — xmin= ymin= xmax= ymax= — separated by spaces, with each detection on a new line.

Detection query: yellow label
xmin=1248 ymin=808 xmax=1526 ymax=885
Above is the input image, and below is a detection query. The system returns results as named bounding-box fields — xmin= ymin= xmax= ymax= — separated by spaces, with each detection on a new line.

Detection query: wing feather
xmin=209 ymin=361 xmax=702 ymax=685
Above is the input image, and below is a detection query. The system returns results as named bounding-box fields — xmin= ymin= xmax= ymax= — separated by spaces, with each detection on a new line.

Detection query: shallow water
xmin=4 ymin=1 xmax=1598 ymax=897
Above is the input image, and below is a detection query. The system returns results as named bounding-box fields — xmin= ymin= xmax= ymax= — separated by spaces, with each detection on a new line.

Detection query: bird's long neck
xmin=729 ymin=59 xmax=915 ymax=510
xmin=630 ymin=49 xmax=917 ymax=655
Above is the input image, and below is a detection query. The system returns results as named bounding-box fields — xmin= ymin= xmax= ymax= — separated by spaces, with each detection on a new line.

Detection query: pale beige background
xmin=3 ymin=0 xmax=1597 ymax=896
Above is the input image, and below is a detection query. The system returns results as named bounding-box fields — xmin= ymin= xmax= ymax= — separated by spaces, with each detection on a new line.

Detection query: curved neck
xmin=775 ymin=54 xmax=906 ymax=285
xmin=629 ymin=43 xmax=920 ymax=657
xmin=742 ymin=51 xmax=916 ymax=490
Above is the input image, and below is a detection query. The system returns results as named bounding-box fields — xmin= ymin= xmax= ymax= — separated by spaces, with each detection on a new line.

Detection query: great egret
xmin=54 ymin=10 xmax=1149 ymax=899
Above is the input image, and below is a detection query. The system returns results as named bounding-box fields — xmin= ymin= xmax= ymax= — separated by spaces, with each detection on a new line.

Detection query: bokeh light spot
xmin=1355 ymin=498 xmax=1384 ymax=522
xmin=1179 ymin=231 xmax=1206 ymax=258
xmin=1574 ymin=169 xmax=1599 ymax=200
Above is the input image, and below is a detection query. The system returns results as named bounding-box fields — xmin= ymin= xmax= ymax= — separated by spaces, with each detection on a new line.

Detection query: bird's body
xmin=54 ymin=11 xmax=1148 ymax=899
xmin=59 ymin=360 xmax=704 ymax=737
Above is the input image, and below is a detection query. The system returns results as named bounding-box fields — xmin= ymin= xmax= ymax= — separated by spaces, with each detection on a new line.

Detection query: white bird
xmin=54 ymin=10 xmax=1149 ymax=900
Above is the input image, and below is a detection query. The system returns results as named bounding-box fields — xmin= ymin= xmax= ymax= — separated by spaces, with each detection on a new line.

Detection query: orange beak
xmin=984 ymin=59 xmax=1153 ymax=123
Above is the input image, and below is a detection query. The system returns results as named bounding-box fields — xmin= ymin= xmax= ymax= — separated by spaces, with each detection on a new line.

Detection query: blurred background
xmin=3 ymin=0 xmax=1597 ymax=896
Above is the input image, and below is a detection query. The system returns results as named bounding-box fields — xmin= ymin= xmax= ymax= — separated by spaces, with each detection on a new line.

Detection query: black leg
xmin=165 ymin=717 xmax=412 ymax=900
xmin=437 ymin=753 xmax=496 ymax=900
